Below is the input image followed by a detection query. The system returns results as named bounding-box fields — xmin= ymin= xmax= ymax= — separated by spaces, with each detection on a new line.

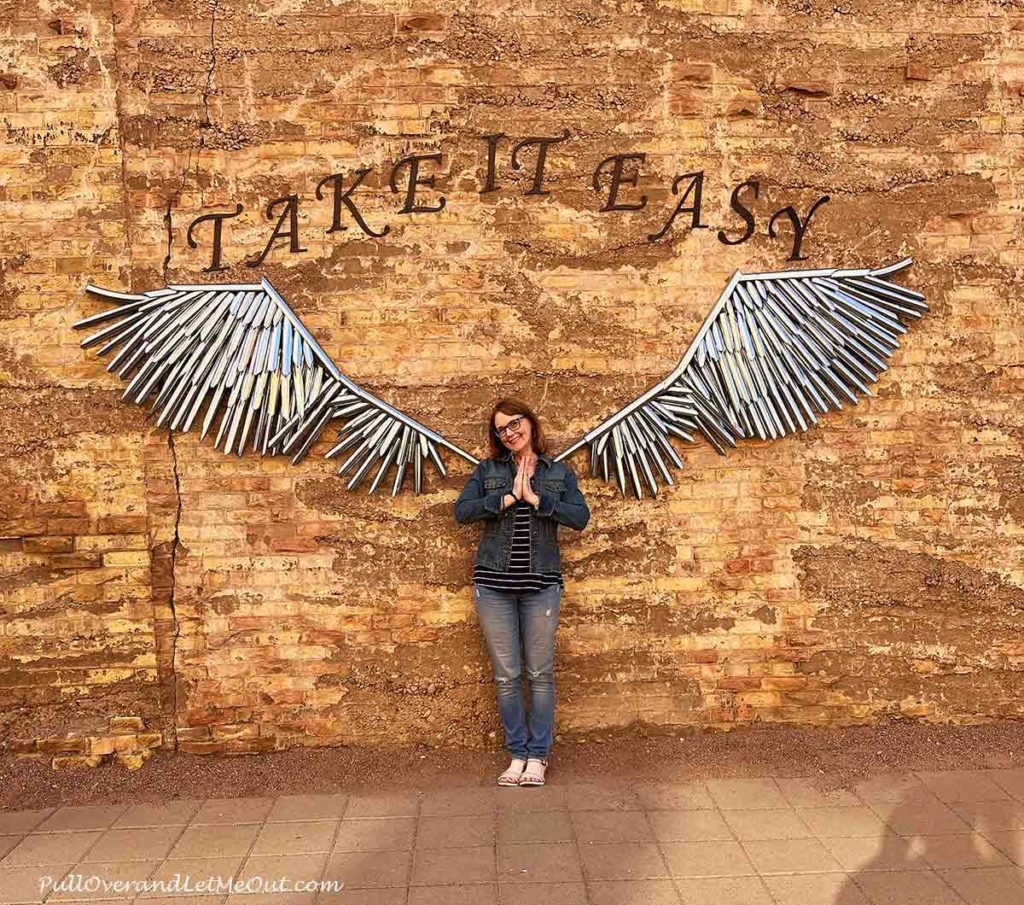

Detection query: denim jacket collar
xmin=500 ymin=449 xmax=553 ymax=466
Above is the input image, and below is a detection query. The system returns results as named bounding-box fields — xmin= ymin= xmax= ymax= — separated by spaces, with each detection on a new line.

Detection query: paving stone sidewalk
xmin=2 ymin=768 xmax=1024 ymax=905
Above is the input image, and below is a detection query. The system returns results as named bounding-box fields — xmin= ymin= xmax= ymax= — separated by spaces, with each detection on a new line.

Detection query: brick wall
xmin=1 ymin=0 xmax=1022 ymax=764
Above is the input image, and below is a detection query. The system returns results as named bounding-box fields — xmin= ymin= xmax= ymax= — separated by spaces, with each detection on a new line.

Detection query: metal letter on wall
xmin=75 ymin=258 xmax=925 ymax=500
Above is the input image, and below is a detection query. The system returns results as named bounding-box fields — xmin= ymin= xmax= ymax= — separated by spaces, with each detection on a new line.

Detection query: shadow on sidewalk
xmin=834 ymin=788 xmax=1024 ymax=904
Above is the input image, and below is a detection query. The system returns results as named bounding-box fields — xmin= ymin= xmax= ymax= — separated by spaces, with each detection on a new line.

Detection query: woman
xmin=454 ymin=398 xmax=590 ymax=787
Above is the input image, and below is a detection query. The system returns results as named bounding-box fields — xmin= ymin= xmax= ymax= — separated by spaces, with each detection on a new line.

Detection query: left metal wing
xmin=74 ymin=278 xmax=478 ymax=494
xmin=553 ymin=258 xmax=927 ymax=497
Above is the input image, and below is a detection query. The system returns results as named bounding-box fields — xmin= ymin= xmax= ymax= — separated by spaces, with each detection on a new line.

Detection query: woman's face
xmin=494 ymin=411 xmax=532 ymax=456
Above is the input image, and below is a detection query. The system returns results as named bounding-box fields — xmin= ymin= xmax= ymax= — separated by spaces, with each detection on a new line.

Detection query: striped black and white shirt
xmin=473 ymin=498 xmax=563 ymax=593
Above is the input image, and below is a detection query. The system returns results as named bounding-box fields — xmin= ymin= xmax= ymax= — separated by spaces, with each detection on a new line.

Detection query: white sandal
xmin=498 ymin=757 xmax=527 ymax=786
xmin=519 ymin=757 xmax=548 ymax=786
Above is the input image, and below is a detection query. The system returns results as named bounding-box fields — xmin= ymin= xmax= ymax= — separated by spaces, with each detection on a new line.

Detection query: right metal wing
xmin=552 ymin=258 xmax=927 ymax=498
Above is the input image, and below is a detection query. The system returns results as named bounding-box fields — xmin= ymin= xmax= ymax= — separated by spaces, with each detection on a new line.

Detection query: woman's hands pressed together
xmin=515 ymin=452 xmax=540 ymax=507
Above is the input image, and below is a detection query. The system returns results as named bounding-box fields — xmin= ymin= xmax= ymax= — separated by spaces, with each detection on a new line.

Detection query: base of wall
xmin=7 ymin=716 xmax=164 ymax=771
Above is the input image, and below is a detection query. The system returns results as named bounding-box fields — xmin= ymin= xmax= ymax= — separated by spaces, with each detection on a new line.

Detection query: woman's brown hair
xmin=486 ymin=398 xmax=550 ymax=461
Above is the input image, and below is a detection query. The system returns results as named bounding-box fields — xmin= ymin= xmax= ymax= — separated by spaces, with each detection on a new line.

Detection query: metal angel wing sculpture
xmin=76 ymin=258 xmax=925 ymax=500
xmin=74 ymin=278 xmax=480 ymax=494
xmin=552 ymin=258 xmax=927 ymax=497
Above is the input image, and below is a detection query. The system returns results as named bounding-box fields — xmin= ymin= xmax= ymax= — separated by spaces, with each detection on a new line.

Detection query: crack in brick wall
xmin=164 ymin=431 xmax=183 ymax=751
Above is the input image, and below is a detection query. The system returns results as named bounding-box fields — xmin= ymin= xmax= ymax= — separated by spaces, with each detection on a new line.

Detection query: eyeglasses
xmin=493 ymin=415 xmax=525 ymax=439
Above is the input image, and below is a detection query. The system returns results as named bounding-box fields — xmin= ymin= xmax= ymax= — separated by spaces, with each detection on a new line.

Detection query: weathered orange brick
xmin=109 ymin=715 xmax=145 ymax=733
xmin=23 ymin=535 xmax=74 ymax=553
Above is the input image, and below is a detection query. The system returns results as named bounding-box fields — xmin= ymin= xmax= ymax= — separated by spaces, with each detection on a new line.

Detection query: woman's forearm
xmin=454 ymin=467 xmax=509 ymax=523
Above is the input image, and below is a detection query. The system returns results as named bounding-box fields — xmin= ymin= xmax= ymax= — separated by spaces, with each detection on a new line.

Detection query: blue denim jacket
xmin=454 ymin=450 xmax=590 ymax=573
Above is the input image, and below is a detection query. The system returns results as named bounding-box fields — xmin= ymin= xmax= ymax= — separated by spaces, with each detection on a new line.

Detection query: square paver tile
xmin=498 ymin=842 xmax=581 ymax=883
xmin=916 ymin=834 xmax=1011 ymax=869
xmin=776 ymin=778 xmax=860 ymax=809
xmin=853 ymin=774 xmax=935 ymax=804
xmin=48 ymin=860 xmax=162 ymax=900
xmin=411 ymin=845 xmax=494 ymax=885
xmin=498 ymin=881 xmax=587 ymax=905
xmin=940 ymin=867 xmax=1024 ymax=905
xmin=637 ymin=783 xmax=714 ymax=811
xmin=318 ymin=887 xmax=406 ymax=905
xmin=989 ymin=770 xmax=1024 ymax=801
xmin=83 ymin=826 xmax=181 ymax=862
xmin=763 ymin=872 xmax=870 ymax=905
xmin=661 ymin=841 xmax=753 ymax=878
xmin=674 ymin=875 xmax=775 ymax=905
xmin=579 ymin=842 xmax=667 ymax=881
xmin=917 ymin=771 xmax=1010 ymax=804
xmin=797 ymin=806 xmax=890 ymax=838
xmin=572 ymin=810 xmax=653 ymax=844
xmin=112 ymin=800 xmax=201 ymax=828
xmin=497 ymin=810 xmax=574 ymax=845
xmin=586 ymin=878 xmax=680 ymax=904
xmin=870 ymin=799 xmax=971 ymax=835
xmin=37 ymin=806 xmax=128 ymax=833
xmin=226 ymin=892 xmax=313 ymax=900
xmin=648 ymin=810 xmax=733 ymax=843
xmin=567 ymin=783 xmax=642 ymax=812
xmin=343 ymin=793 xmax=419 ymax=819
xmin=118 ymin=898 xmax=224 ymax=905
xmin=985 ymin=830 xmax=1024 ymax=865
xmin=496 ymin=785 xmax=569 ymax=813
xmin=0 ymin=811 xmax=53 ymax=836
xmin=225 ymin=895 xmax=314 ymax=905
xmin=723 ymin=808 xmax=811 ymax=840
xmin=856 ymin=869 xmax=966 ymax=905
xmin=820 ymin=835 xmax=930 ymax=872
xmin=405 ymin=884 xmax=497 ymax=905
xmin=420 ymin=789 xmax=495 ymax=818
xmin=191 ymin=798 xmax=274 ymax=826
xmin=323 ymin=850 xmax=412 ymax=889
xmin=705 ymin=779 xmax=787 ymax=811
xmin=2 ymin=831 xmax=102 ymax=866
xmin=268 ymin=795 xmax=349 ymax=822
xmin=333 ymin=818 xmax=415 ymax=853
xmin=742 ymin=838 xmax=842 ymax=874
xmin=250 ymin=820 xmax=337 ymax=855
xmin=0 ymin=863 xmax=74 ymax=904
xmin=953 ymin=800 xmax=1024 ymax=832
xmin=234 ymin=855 xmax=323 ymax=884
xmin=417 ymin=815 xmax=494 ymax=849
xmin=407 ymin=884 xmax=498 ymax=905
xmin=169 ymin=824 xmax=260 ymax=860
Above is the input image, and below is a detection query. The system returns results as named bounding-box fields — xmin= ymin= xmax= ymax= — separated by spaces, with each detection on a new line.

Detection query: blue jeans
xmin=473 ymin=582 xmax=563 ymax=760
